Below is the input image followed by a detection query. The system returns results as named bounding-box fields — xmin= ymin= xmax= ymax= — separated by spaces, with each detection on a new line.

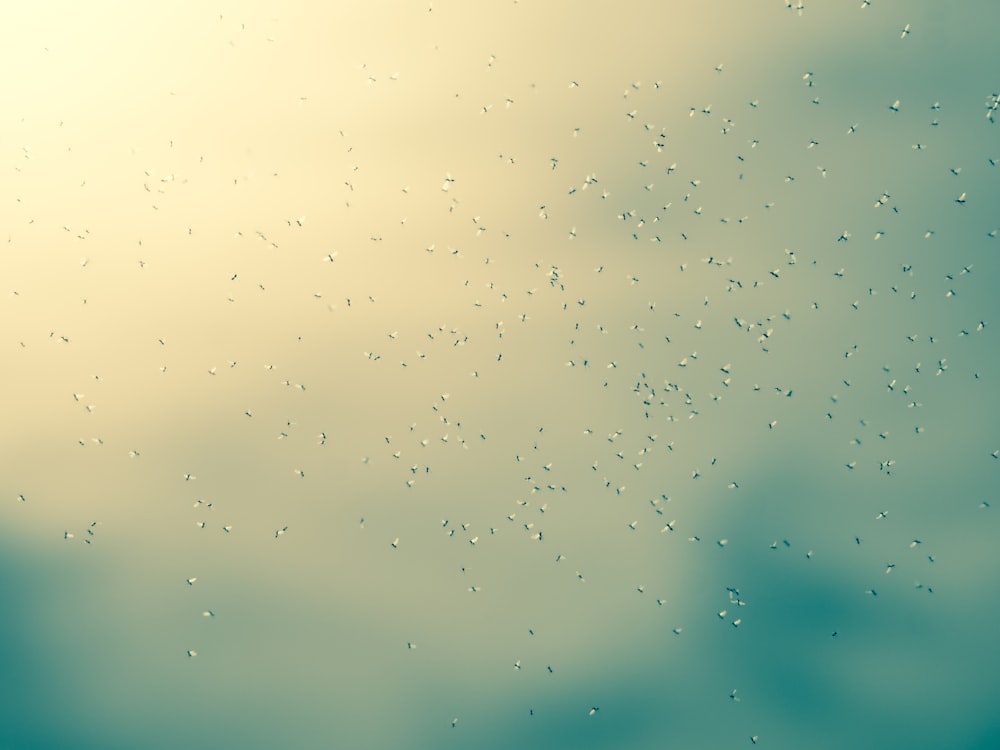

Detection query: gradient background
xmin=2 ymin=2 xmax=998 ymax=748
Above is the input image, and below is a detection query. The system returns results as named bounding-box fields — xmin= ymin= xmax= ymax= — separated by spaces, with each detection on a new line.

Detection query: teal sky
xmin=1 ymin=2 xmax=998 ymax=749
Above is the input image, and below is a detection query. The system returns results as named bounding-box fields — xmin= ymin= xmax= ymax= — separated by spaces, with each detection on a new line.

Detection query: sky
xmin=1 ymin=2 xmax=999 ymax=749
